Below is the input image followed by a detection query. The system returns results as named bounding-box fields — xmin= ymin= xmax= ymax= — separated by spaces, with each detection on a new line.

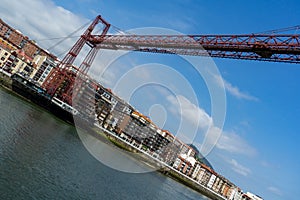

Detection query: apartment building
xmin=0 ymin=18 xmax=55 ymax=59
xmin=31 ymin=55 xmax=56 ymax=86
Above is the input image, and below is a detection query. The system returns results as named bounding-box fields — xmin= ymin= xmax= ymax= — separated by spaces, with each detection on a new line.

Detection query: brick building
xmin=0 ymin=18 xmax=55 ymax=60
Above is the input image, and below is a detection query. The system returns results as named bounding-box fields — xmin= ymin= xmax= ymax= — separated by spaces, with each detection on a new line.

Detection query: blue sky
xmin=1 ymin=0 xmax=300 ymax=199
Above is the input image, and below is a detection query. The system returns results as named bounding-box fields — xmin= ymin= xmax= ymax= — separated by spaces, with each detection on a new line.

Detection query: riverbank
xmin=0 ymin=75 xmax=223 ymax=200
xmin=0 ymin=87 xmax=210 ymax=200
xmin=68 ymin=117 xmax=225 ymax=200
xmin=65 ymin=120 xmax=224 ymax=200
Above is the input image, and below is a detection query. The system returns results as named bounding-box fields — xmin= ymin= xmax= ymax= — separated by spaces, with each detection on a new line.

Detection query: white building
xmin=243 ymin=192 xmax=263 ymax=200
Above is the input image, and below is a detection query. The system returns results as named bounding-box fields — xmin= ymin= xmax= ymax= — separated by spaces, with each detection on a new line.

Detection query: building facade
xmin=0 ymin=18 xmax=55 ymax=60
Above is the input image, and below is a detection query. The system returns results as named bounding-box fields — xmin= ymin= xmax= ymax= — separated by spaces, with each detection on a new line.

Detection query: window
xmin=33 ymin=49 xmax=41 ymax=57
xmin=9 ymin=55 xmax=15 ymax=60
xmin=19 ymin=39 xmax=27 ymax=48
xmin=1 ymin=57 xmax=5 ymax=61
xmin=24 ymin=66 xmax=31 ymax=73
xmin=4 ymin=29 xmax=11 ymax=39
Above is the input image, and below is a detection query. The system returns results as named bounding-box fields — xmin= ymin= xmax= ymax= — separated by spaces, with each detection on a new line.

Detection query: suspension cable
xmin=46 ymin=20 xmax=91 ymax=51
xmin=255 ymin=25 xmax=300 ymax=34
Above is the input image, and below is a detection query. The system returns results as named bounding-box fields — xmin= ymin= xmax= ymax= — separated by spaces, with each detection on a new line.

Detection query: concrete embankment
xmin=0 ymin=73 xmax=12 ymax=89
xmin=96 ymin=130 xmax=226 ymax=200
xmin=160 ymin=168 xmax=225 ymax=200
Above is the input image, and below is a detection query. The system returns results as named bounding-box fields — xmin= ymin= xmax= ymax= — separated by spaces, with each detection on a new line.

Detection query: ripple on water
xmin=0 ymin=88 xmax=210 ymax=200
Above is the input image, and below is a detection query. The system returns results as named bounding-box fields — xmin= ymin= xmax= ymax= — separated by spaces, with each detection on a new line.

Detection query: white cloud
xmin=267 ymin=186 xmax=283 ymax=196
xmin=217 ymin=131 xmax=257 ymax=156
xmin=0 ymin=0 xmax=121 ymax=84
xmin=228 ymin=158 xmax=251 ymax=176
xmin=200 ymin=126 xmax=223 ymax=156
xmin=166 ymin=94 xmax=212 ymax=129
xmin=214 ymin=74 xmax=258 ymax=101
xmin=0 ymin=0 xmax=89 ymax=61
xmin=166 ymin=94 xmax=256 ymax=156
xmin=166 ymin=94 xmax=218 ymax=150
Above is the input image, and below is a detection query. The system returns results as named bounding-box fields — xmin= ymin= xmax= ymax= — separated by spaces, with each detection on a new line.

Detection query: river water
xmin=0 ymin=87 xmax=210 ymax=200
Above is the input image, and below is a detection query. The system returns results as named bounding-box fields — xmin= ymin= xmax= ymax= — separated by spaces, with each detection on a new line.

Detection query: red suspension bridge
xmin=42 ymin=15 xmax=300 ymax=105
